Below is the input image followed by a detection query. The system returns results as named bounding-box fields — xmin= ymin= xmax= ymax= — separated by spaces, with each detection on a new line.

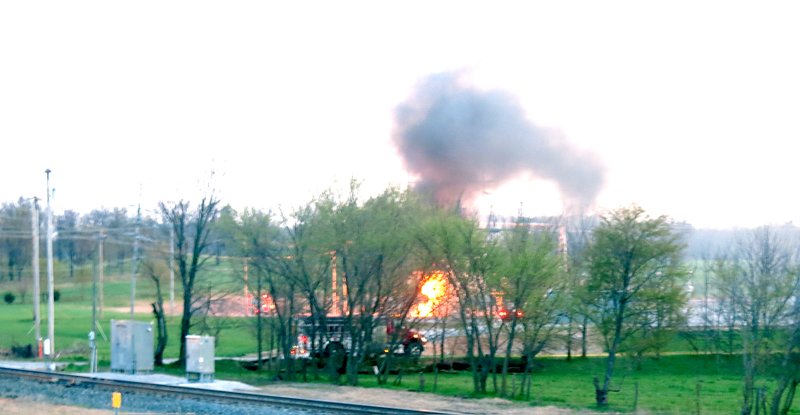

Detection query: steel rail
xmin=0 ymin=367 xmax=455 ymax=415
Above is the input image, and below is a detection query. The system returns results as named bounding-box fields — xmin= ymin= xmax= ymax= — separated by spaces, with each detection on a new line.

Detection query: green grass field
xmin=0 ymin=264 xmax=256 ymax=361
xmin=348 ymin=354 xmax=748 ymax=414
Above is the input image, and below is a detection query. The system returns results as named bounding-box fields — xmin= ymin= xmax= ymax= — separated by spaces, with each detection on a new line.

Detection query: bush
xmin=11 ymin=344 xmax=32 ymax=358
xmin=3 ymin=292 xmax=15 ymax=304
xmin=54 ymin=290 xmax=60 ymax=302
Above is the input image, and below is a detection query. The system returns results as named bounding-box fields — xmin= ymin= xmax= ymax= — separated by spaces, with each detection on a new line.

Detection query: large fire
xmin=413 ymin=271 xmax=448 ymax=318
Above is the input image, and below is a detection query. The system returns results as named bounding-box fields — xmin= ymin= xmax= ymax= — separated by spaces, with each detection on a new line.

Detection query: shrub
xmin=4 ymin=292 xmax=15 ymax=304
xmin=54 ymin=290 xmax=60 ymax=302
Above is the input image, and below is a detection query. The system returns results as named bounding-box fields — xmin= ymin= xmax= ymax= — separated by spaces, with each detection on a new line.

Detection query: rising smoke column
xmin=393 ymin=71 xmax=605 ymax=210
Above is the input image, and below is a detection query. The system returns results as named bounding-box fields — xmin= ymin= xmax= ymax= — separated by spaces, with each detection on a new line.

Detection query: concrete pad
xmin=75 ymin=371 xmax=260 ymax=392
xmin=0 ymin=360 xmax=68 ymax=371
xmin=0 ymin=361 xmax=258 ymax=392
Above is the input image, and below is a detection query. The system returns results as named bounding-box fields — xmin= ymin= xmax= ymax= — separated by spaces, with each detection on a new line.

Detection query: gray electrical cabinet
xmin=110 ymin=320 xmax=154 ymax=374
xmin=185 ymin=335 xmax=215 ymax=382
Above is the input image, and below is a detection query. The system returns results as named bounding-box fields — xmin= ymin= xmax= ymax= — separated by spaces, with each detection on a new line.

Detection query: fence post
xmin=512 ymin=373 xmax=517 ymax=398
xmin=695 ymin=382 xmax=702 ymax=415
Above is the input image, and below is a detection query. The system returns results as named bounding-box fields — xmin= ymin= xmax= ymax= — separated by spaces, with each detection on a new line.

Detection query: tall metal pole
xmin=31 ymin=198 xmax=41 ymax=353
xmin=45 ymin=169 xmax=55 ymax=370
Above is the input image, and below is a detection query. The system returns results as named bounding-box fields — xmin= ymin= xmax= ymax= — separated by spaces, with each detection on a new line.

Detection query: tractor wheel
xmin=323 ymin=342 xmax=347 ymax=374
xmin=405 ymin=342 xmax=423 ymax=358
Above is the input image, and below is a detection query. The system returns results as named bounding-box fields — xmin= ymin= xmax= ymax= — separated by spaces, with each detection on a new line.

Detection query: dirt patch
xmin=0 ymin=397 xmax=110 ymax=415
xmin=259 ymin=382 xmax=592 ymax=414
xmin=107 ymin=295 xmax=254 ymax=317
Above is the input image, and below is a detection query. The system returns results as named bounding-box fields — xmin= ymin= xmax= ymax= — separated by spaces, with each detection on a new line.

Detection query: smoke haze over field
xmin=393 ymin=72 xmax=605 ymax=211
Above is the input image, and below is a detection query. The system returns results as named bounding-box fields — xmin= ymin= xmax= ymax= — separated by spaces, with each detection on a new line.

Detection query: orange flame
xmin=414 ymin=271 xmax=448 ymax=317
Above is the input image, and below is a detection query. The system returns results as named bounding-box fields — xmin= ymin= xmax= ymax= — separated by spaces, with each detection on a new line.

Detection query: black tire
xmin=404 ymin=341 xmax=423 ymax=358
xmin=323 ymin=342 xmax=347 ymax=373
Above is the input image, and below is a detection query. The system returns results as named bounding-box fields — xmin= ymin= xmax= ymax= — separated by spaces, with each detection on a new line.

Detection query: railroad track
xmin=0 ymin=366 xmax=455 ymax=415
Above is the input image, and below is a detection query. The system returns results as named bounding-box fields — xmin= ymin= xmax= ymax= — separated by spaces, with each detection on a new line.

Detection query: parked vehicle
xmin=292 ymin=315 xmax=427 ymax=367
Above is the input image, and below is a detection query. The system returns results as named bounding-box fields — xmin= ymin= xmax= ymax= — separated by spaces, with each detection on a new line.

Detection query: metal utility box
xmin=185 ymin=335 xmax=215 ymax=382
xmin=110 ymin=320 xmax=154 ymax=374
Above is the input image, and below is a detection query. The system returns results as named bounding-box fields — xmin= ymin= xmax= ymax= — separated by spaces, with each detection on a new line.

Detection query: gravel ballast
xmin=0 ymin=375 xmax=319 ymax=415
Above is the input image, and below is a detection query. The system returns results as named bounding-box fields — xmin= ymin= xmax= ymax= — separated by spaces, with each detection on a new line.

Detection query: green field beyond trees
xmin=0 ymin=285 xmax=795 ymax=414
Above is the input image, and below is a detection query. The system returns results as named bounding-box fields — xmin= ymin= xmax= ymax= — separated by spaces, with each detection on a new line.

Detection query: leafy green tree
xmin=583 ymin=206 xmax=687 ymax=406
xmin=324 ymin=186 xmax=428 ymax=385
xmin=562 ymin=214 xmax=598 ymax=360
xmin=235 ymin=208 xmax=295 ymax=375
xmin=416 ymin=209 xmax=500 ymax=394
xmin=55 ymin=209 xmax=96 ymax=279
xmin=624 ymin=273 xmax=687 ymax=363
xmin=234 ymin=194 xmax=339 ymax=380
xmin=496 ymin=218 xmax=563 ymax=398
xmin=84 ymin=207 xmax=132 ymax=272
xmin=0 ymin=199 xmax=32 ymax=282
xmin=210 ymin=205 xmax=240 ymax=265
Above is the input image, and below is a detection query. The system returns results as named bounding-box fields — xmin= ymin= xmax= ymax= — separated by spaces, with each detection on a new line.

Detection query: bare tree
xmin=770 ymin=296 xmax=800 ymax=415
xmin=141 ymin=260 xmax=168 ymax=366
xmin=714 ymin=226 xmax=800 ymax=415
xmin=160 ymin=196 xmax=219 ymax=365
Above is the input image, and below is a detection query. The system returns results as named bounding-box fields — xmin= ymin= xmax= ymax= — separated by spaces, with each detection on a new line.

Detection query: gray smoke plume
xmin=393 ymin=71 xmax=605 ymax=210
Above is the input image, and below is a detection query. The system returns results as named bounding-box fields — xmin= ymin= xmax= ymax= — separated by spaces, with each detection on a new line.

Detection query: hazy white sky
xmin=1 ymin=1 xmax=798 ymax=229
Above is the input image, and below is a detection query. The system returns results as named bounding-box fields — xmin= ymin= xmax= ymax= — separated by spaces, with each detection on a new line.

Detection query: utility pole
xmin=90 ymin=246 xmax=97 ymax=373
xmin=45 ymin=169 xmax=55 ymax=370
xmin=98 ymin=232 xmax=105 ymax=319
xmin=243 ymin=259 xmax=249 ymax=314
xmin=129 ymin=204 xmax=141 ymax=373
xmin=91 ymin=232 xmax=105 ymax=373
xmin=31 ymin=197 xmax=41 ymax=354
xmin=169 ymin=226 xmax=175 ymax=315
xmin=331 ymin=252 xmax=338 ymax=316
xmin=130 ymin=205 xmax=141 ymax=318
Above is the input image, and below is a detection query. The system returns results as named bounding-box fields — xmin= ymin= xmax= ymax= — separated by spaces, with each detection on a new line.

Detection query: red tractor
xmin=292 ymin=316 xmax=427 ymax=368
